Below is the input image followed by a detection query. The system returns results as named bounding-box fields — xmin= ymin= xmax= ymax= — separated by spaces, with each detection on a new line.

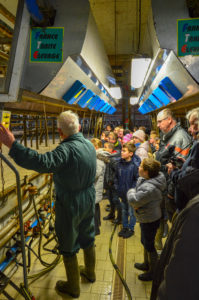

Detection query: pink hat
xmin=123 ymin=133 xmax=133 ymax=143
xmin=133 ymin=130 xmax=145 ymax=142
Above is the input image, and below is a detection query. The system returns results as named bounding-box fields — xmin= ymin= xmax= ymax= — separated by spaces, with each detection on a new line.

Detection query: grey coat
xmin=127 ymin=172 xmax=166 ymax=223
xmin=135 ymin=141 xmax=149 ymax=161
xmin=95 ymin=149 xmax=109 ymax=203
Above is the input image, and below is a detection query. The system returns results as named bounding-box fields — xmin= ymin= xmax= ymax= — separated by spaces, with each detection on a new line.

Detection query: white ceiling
xmin=89 ymin=0 xmax=152 ymax=87
xmin=90 ymin=0 xmax=151 ymax=55
xmin=0 ymin=0 xmax=152 ymax=88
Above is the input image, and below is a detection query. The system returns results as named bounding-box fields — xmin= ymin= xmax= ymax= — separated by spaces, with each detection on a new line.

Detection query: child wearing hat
xmin=132 ymin=129 xmax=149 ymax=161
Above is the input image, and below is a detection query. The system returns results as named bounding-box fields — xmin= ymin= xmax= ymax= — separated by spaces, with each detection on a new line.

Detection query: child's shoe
xmin=118 ymin=227 xmax=128 ymax=237
xmin=122 ymin=229 xmax=134 ymax=239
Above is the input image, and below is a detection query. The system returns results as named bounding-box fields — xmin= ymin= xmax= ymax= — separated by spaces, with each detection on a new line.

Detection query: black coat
xmin=171 ymin=141 xmax=199 ymax=210
xmin=151 ymin=195 xmax=199 ymax=300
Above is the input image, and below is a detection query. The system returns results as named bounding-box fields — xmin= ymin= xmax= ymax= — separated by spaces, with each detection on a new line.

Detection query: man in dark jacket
xmin=151 ymin=107 xmax=199 ymax=300
xmin=167 ymin=107 xmax=199 ymax=210
xmin=151 ymin=195 xmax=199 ymax=300
xmin=156 ymin=108 xmax=191 ymax=170
xmin=0 ymin=110 xmax=96 ymax=298
xmin=155 ymin=108 xmax=191 ymax=249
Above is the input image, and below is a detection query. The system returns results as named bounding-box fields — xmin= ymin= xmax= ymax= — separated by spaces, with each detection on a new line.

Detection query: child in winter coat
xmin=102 ymin=142 xmax=121 ymax=222
xmin=90 ymin=138 xmax=108 ymax=235
xmin=115 ymin=142 xmax=141 ymax=238
xmin=127 ymin=158 xmax=166 ymax=281
xmin=132 ymin=130 xmax=149 ymax=161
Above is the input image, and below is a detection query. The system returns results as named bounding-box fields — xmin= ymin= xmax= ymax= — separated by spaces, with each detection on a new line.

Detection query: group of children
xmin=90 ymin=125 xmax=167 ymax=281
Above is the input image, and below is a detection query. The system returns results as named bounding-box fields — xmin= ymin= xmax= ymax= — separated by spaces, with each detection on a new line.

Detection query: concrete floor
xmin=1 ymin=199 xmax=153 ymax=300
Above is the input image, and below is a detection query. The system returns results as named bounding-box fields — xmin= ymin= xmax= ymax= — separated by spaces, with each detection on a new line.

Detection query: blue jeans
xmin=121 ymin=198 xmax=136 ymax=230
xmin=107 ymin=188 xmax=122 ymax=209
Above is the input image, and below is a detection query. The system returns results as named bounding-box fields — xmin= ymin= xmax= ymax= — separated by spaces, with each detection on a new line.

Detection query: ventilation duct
xmin=20 ymin=0 xmax=116 ymax=106
xmin=151 ymin=0 xmax=199 ymax=83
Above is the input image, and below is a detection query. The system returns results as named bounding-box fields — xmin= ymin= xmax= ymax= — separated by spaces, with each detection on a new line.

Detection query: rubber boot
xmin=163 ymin=220 xmax=169 ymax=238
xmin=134 ymin=248 xmax=149 ymax=271
xmin=138 ymin=251 xmax=158 ymax=281
xmin=56 ymin=254 xmax=80 ymax=298
xmin=103 ymin=203 xmax=115 ymax=220
xmin=112 ymin=207 xmax=122 ymax=225
xmin=155 ymin=220 xmax=164 ymax=250
xmin=79 ymin=244 xmax=96 ymax=283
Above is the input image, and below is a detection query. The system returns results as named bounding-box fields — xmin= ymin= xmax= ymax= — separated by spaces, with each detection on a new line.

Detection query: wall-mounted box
xmin=152 ymin=87 xmax=170 ymax=105
xmin=145 ymin=99 xmax=156 ymax=111
xmin=93 ymin=97 xmax=102 ymax=111
xmin=77 ymin=89 xmax=95 ymax=108
xmin=95 ymin=99 xmax=105 ymax=111
xmin=100 ymin=103 xmax=109 ymax=112
xmin=105 ymin=105 xmax=113 ymax=114
xmin=63 ymin=80 xmax=86 ymax=104
xmin=138 ymin=103 xmax=149 ymax=114
xmin=159 ymin=76 xmax=182 ymax=100
xmin=148 ymin=94 xmax=163 ymax=108
xmin=109 ymin=107 xmax=116 ymax=114
xmin=103 ymin=104 xmax=112 ymax=113
xmin=87 ymin=95 xmax=100 ymax=110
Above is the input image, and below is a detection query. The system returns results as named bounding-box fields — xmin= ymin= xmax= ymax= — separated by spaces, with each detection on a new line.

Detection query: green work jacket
xmin=9 ymin=132 xmax=96 ymax=254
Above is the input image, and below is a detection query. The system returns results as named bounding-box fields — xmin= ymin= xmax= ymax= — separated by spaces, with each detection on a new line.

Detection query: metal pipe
xmin=0 ymin=193 xmax=47 ymax=243
xmin=0 ymin=152 xmax=28 ymax=290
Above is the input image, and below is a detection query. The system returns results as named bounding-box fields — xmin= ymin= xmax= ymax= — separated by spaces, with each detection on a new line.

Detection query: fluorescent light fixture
xmin=130 ymin=97 xmax=139 ymax=105
xmin=109 ymin=86 xmax=122 ymax=99
xmin=131 ymin=58 xmax=151 ymax=88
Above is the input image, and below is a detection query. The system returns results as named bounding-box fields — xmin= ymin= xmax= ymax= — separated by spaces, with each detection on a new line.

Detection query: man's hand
xmin=0 ymin=124 xmax=15 ymax=149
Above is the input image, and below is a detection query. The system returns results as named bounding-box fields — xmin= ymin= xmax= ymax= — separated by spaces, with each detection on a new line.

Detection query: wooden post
xmin=35 ymin=117 xmax=39 ymax=150
xmin=29 ymin=120 xmax=33 ymax=148
xmin=39 ymin=118 xmax=43 ymax=145
xmin=52 ymin=118 xmax=55 ymax=144
xmin=45 ymin=117 xmax=48 ymax=147
xmin=23 ymin=116 xmax=27 ymax=147
xmin=81 ymin=112 xmax=85 ymax=134
xmin=88 ymin=112 xmax=93 ymax=138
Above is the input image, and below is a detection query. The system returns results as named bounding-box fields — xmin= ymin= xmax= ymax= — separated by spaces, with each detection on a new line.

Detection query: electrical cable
xmin=32 ymin=194 xmax=53 ymax=267
xmin=109 ymin=224 xmax=132 ymax=300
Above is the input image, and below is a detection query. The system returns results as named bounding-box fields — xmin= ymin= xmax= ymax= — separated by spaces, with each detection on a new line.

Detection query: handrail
xmin=0 ymin=152 xmax=28 ymax=290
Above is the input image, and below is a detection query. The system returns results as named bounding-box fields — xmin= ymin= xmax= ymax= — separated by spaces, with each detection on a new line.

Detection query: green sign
xmin=30 ymin=27 xmax=64 ymax=62
xmin=177 ymin=18 xmax=199 ymax=57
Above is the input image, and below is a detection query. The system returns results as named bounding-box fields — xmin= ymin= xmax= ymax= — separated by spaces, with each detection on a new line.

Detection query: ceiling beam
xmin=108 ymin=54 xmax=134 ymax=64
xmin=0 ymin=50 xmax=9 ymax=61
xmin=0 ymin=20 xmax=13 ymax=38
xmin=0 ymin=3 xmax=15 ymax=24
xmin=0 ymin=37 xmax=12 ymax=44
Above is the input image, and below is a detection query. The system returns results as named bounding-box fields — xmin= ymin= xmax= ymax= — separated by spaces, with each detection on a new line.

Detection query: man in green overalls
xmin=0 ymin=110 xmax=96 ymax=298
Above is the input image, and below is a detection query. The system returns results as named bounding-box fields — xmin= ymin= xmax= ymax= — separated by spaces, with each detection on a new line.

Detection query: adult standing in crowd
xmin=0 ymin=111 xmax=96 ymax=299
xmin=154 ymin=108 xmax=191 ymax=249
xmin=151 ymin=107 xmax=199 ymax=300
xmin=167 ymin=107 xmax=199 ymax=211
xmin=155 ymin=108 xmax=191 ymax=170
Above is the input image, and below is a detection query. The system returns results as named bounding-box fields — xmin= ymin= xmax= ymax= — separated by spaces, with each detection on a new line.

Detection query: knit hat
xmin=133 ymin=130 xmax=145 ymax=142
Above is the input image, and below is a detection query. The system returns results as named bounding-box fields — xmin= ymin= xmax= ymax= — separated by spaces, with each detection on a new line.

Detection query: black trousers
xmin=140 ymin=219 xmax=160 ymax=252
